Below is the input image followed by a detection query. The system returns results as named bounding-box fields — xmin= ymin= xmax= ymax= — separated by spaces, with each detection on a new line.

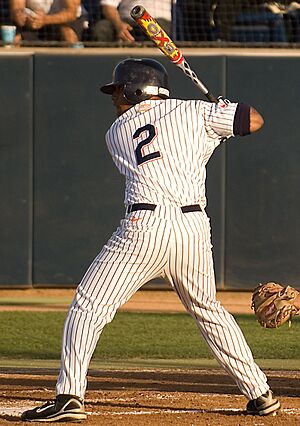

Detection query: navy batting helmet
xmin=100 ymin=58 xmax=170 ymax=104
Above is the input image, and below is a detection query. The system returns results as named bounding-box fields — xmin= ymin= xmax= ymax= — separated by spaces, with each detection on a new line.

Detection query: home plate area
xmin=0 ymin=368 xmax=299 ymax=425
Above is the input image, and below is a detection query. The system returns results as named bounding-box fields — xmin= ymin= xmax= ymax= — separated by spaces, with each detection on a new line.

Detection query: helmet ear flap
xmin=123 ymin=82 xmax=148 ymax=104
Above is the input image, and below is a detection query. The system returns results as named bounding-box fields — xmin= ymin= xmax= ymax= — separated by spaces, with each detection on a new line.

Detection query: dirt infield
xmin=0 ymin=289 xmax=299 ymax=424
xmin=0 ymin=368 xmax=299 ymax=425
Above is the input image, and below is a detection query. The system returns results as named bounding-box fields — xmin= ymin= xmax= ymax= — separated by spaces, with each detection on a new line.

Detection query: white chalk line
xmin=89 ymin=408 xmax=241 ymax=416
xmin=90 ymin=408 xmax=300 ymax=417
xmin=1 ymin=405 xmax=299 ymax=418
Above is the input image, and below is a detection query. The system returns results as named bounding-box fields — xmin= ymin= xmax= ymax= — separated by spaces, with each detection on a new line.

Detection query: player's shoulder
xmin=166 ymin=98 xmax=205 ymax=111
xmin=168 ymin=97 xmax=203 ymax=104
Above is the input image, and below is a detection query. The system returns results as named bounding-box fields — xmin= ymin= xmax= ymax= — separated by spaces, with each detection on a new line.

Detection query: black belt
xmin=126 ymin=203 xmax=202 ymax=214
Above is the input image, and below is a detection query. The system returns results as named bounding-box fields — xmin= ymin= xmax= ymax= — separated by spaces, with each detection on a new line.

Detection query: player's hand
xmin=217 ymin=96 xmax=230 ymax=107
xmin=28 ymin=10 xmax=46 ymax=29
xmin=116 ymin=21 xmax=135 ymax=42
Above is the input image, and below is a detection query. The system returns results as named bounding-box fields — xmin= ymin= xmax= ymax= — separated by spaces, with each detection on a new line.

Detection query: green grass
xmin=0 ymin=297 xmax=72 ymax=306
xmin=0 ymin=311 xmax=299 ymax=361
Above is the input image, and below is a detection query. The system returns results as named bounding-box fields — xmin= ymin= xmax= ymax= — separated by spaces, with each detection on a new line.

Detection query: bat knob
xmin=131 ymin=5 xmax=145 ymax=19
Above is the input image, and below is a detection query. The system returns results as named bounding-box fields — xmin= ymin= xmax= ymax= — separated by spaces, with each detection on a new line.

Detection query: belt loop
xmin=181 ymin=205 xmax=202 ymax=213
xmin=126 ymin=203 xmax=202 ymax=214
xmin=126 ymin=203 xmax=156 ymax=214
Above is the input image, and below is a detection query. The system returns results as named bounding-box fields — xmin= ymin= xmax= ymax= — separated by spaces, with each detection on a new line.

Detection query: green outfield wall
xmin=0 ymin=49 xmax=299 ymax=289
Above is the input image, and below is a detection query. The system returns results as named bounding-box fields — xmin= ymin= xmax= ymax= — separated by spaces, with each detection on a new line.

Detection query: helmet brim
xmin=100 ymin=83 xmax=116 ymax=95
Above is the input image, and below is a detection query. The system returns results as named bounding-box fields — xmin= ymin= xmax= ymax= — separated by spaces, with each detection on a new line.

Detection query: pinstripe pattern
xmin=106 ymin=99 xmax=237 ymax=208
xmin=56 ymin=99 xmax=269 ymax=401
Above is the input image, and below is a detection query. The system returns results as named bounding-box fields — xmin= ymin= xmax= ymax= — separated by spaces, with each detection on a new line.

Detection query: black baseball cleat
xmin=21 ymin=394 xmax=87 ymax=422
xmin=246 ymin=390 xmax=280 ymax=416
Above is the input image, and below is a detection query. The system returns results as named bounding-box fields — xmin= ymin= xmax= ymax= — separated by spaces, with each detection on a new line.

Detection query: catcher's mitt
xmin=251 ymin=282 xmax=300 ymax=328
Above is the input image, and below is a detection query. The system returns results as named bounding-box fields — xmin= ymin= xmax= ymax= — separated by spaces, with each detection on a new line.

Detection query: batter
xmin=21 ymin=58 xmax=280 ymax=422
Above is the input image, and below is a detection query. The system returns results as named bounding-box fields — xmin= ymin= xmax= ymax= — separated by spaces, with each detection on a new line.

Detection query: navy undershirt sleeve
xmin=233 ymin=103 xmax=250 ymax=136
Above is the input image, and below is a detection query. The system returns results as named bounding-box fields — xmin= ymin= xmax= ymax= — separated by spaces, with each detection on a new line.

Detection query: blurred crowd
xmin=0 ymin=0 xmax=299 ymax=46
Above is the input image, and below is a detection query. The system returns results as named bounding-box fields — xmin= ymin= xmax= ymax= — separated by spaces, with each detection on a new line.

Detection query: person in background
xmin=175 ymin=0 xmax=216 ymax=41
xmin=10 ymin=0 xmax=88 ymax=45
xmin=92 ymin=0 xmax=171 ymax=42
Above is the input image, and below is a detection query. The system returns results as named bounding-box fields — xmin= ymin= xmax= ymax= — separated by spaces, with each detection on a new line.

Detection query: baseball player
xmin=22 ymin=58 xmax=280 ymax=422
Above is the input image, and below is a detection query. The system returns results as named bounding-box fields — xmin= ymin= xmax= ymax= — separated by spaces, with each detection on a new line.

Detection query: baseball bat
xmin=130 ymin=5 xmax=219 ymax=104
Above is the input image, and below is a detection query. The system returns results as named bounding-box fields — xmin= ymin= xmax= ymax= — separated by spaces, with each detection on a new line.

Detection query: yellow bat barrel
xmin=130 ymin=5 xmax=183 ymax=65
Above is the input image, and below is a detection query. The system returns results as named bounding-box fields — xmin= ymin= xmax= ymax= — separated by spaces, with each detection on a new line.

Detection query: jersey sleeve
xmin=201 ymin=100 xmax=238 ymax=140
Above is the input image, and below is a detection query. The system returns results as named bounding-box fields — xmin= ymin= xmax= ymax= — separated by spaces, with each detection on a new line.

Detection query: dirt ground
xmin=0 ymin=288 xmax=254 ymax=313
xmin=0 ymin=289 xmax=299 ymax=425
xmin=0 ymin=368 xmax=299 ymax=425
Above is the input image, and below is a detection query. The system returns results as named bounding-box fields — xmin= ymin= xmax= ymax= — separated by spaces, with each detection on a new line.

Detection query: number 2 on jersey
xmin=133 ymin=124 xmax=161 ymax=166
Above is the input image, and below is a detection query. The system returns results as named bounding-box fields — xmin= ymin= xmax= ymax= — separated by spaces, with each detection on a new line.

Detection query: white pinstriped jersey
xmin=105 ymin=99 xmax=238 ymax=209
xmin=56 ymin=97 xmax=271 ymax=404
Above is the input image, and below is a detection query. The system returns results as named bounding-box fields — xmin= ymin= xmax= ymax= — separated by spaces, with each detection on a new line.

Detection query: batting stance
xmin=22 ymin=58 xmax=280 ymax=422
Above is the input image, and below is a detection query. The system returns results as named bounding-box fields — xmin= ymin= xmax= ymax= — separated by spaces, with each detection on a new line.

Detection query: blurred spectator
xmin=263 ymin=1 xmax=300 ymax=42
xmin=92 ymin=0 xmax=171 ymax=42
xmin=10 ymin=0 xmax=88 ymax=44
xmin=213 ymin=0 xmax=251 ymax=41
xmin=81 ymin=0 xmax=102 ymax=40
xmin=213 ymin=1 xmax=300 ymax=42
xmin=175 ymin=0 xmax=216 ymax=41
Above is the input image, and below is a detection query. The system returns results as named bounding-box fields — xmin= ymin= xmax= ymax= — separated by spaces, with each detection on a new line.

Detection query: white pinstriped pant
xmin=56 ymin=205 xmax=269 ymax=400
